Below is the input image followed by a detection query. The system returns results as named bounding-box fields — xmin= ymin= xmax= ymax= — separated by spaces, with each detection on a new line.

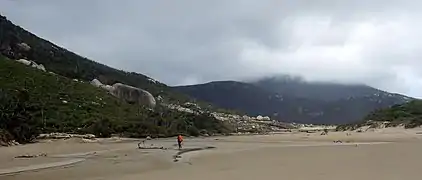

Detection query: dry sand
xmin=1 ymin=127 xmax=422 ymax=180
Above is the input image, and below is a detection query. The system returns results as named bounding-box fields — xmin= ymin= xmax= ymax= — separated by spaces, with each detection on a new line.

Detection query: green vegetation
xmin=365 ymin=101 xmax=422 ymax=128
xmin=336 ymin=100 xmax=422 ymax=131
xmin=0 ymin=14 xmax=239 ymax=145
xmin=0 ymin=57 xmax=232 ymax=144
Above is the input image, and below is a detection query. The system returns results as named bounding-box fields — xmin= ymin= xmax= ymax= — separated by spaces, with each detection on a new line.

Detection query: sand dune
xmin=1 ymin=128 xmax=422 ymax=180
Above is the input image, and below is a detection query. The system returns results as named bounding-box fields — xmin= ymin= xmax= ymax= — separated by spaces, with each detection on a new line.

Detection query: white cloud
xmin=239 ymin=12 xmax=422 ymax=97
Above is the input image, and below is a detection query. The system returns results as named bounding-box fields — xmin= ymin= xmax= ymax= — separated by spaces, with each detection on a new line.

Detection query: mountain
xmin=174 ymin=77 xmax=413 ymax=124
xmin=0 ymin=14 xmax=234 ymax=144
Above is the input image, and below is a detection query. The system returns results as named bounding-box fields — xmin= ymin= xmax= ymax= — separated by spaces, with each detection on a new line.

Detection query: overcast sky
xmin=1 ymin=0 xmax=422 ymax=97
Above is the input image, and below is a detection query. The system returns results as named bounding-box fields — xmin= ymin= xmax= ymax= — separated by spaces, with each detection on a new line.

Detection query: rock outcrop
xmin=37 ymin=133 xmax=96 ymax=139
xmin=16 ymin=42 xmax=31 ymax=51
xmin=90 ymin=79 xmax=103 ymax=87
xmin=162 ymin=102 xmax=293 ymax=133
xmin=90 ymin=79 xmax=156 ymax=108
xmin=16 ymin=59 xmax=46 ymax=72
xmin=90 ymin=79 xmax=114 ymax=91
xmin=110 ymin=83 xmax=156 ymax=108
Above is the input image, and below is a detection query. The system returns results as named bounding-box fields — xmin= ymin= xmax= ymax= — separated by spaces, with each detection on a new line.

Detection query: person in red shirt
xmin=177 ymin=134 xmax=183 ymax=149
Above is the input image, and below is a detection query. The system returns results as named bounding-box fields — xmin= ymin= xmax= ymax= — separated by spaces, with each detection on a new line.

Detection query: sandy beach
xmin=1 ymin=128 xmax=422 ymax=180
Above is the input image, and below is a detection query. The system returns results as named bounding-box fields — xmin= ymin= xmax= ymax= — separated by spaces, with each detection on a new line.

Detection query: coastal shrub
xmin=0 ymin=89 xmax=42 ymax=143
xmin=0 ymin=58 xmax=233 ymax=143
xmin=340 ymin=100 xmax=422 ymax=130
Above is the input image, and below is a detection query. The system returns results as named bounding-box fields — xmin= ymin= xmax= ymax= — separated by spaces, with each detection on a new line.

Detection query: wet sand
xmin=1 ymin=128 xmax=422 ymax=180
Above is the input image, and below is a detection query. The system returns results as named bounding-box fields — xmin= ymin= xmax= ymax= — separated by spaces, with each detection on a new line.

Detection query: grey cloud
xmin=1 ymin=0 xmax=422 ymax=97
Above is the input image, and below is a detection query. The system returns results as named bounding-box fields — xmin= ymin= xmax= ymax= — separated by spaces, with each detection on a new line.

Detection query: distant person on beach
xmin=177 ymin=134 xmax=183 ymax=149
